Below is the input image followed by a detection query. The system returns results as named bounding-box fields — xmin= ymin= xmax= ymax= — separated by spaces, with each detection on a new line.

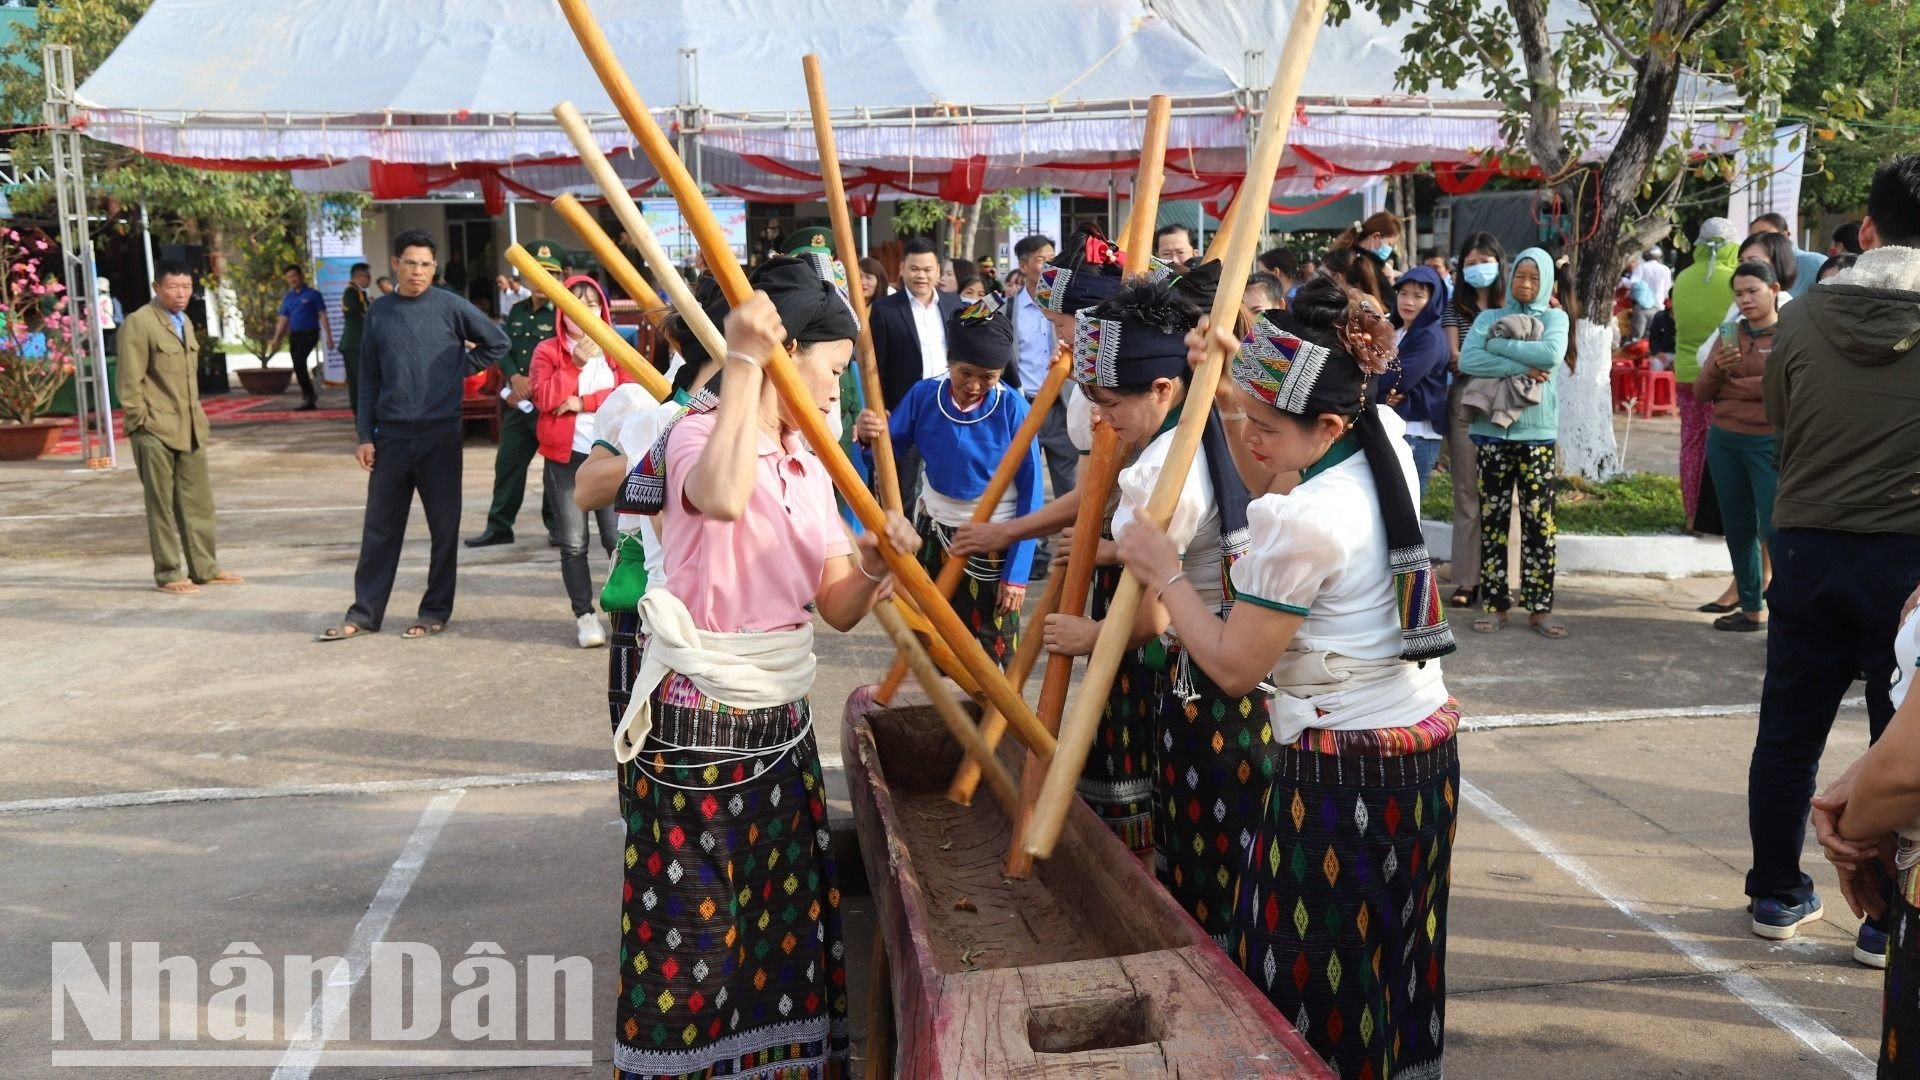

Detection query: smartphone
xmin=1717 ymin=322 xmax=1739 ymax=350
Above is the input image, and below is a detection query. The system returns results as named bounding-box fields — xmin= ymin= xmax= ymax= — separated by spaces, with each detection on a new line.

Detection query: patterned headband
xmin=957 ymin=292 xmax=1006 ymax=321
xmin=791 ymin=249 xmax=860 ymax=335
xmin=1073 ymin=310 xmax=1188 ymax=388
xmin=1232 ymin=315 xmax=1334 ymax=415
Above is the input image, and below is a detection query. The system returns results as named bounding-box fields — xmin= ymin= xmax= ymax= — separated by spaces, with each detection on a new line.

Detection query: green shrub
xmin=1421 ymin=470 xmax=1684 ymax=536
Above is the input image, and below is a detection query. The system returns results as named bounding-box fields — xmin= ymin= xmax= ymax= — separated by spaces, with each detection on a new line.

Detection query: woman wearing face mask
xmin=1458 ymin=248 xmax=1571 ymax=639
xmin=530 ymin=276 xmax=634 ymax=648
xmin=1333 ymin=211 xmax=1404 ymax=284
xmin=853 ymin=296 xmax=1040 ymax=663
xmin=1443 ymin=234 xmax=1506 ymax=609
xmin=1693 ymin=261 xmax=1784 ymax=633
xmin=608 ymin=257 xmax=917 ymax=1080
xmin=1116 ymin=276 xmax=1458 ymax=1079
xmin=1042 ymin=277 xmax=1271 ymax=942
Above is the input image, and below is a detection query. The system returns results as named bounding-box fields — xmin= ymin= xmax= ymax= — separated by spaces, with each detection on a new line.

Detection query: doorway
xmin=444 ymin=205 xmax=498 ymax=315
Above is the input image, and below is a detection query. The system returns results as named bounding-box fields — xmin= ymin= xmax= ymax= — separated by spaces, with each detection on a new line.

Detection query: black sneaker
xmin=1713 ymin=612 xmax=1764 ymax=633
xmin=464 ymin=532 xmax=514 ymax=548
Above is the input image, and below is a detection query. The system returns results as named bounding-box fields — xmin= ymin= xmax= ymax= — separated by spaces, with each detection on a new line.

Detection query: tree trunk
xmin=959 ymin=203 xmax=983 ymax=263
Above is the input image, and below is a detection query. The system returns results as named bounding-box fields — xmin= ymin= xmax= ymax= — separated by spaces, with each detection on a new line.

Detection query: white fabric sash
xmin=613 ymin=588 xmax=816 ymax=763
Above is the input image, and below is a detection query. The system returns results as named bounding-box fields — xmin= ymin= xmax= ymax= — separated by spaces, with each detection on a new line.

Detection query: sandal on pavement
xmin=402 ymin=622 xmax=447 ymax=639
xmin=1528 ymin=616 xmax=1569 ymax=639
xmin=200 ymin=571 xmax=244 ymax=585
xmin=1449 ymin=587 xmax=1478 ymax=609
xmin=1471 ymin=614 xmax=1505 ymax=634
xmin=155 ymin=580 xmax=199 ymax=595
xmin=315 ymin=623 xmax=374 ymax=642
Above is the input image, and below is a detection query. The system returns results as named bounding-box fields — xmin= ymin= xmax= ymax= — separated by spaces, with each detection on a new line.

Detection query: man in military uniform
xmin=465 ymin=239 xmax=563 ymax=547
xmin=784 ymin=226 xmax=869 ymax=527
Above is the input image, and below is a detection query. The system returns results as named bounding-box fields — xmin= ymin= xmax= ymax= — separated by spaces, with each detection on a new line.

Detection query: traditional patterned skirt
xmin=1077 ymin=561 xmax=1160 ymax=853
xmin=609 ymin=611 xmax=645 ymax=733
xmin=912 ymin=509 xmax=1018 ymax=668
xmin=1882 ymin=860 xmax=1920 ymax=1074
xmin=1230 ymin=702 xmax=1461 ymax=1080
xmin=1155 ymin=641 xmax=1275 ymax=942
xmin=612 ymin=671 xmax=849 ymax=1080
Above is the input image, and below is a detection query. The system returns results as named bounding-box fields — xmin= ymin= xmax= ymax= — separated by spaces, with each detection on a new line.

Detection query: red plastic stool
xmin=1611 ymin=360 xmax=1639 ymax=412
xmin=1636 ymin=369 xmax=1677 ymax=417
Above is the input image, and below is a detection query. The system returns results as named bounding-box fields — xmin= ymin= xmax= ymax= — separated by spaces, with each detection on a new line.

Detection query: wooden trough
xmin=843 ymin=684 xmax=1332 ymax=1078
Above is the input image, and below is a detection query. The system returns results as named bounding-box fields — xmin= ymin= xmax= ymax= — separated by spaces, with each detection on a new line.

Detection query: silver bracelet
xmin=725 ymin=350 xmax=764 ymax=369
xmin=1155 ymin=570 xmax=1184 ymax=599
xmin=856 ymin=557 xmax=888 ymax=583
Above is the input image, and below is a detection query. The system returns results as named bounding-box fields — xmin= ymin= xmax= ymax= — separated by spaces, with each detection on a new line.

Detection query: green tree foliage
xmin=0 ymin=0 xmax=366 ymax=278
xmin=1787 ymin=0 xmax=1920 ymax=216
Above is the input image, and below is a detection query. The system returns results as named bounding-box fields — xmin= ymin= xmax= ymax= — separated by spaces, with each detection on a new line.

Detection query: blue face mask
xmin=1373 ymin=244 xmax=1396 ymax=262
xmin=1462 ymin=262 xmax=1500 ymax=289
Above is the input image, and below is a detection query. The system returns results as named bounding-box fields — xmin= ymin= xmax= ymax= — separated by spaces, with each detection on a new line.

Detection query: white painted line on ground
xmin=0 ymin=770 xmax=611 ymax=815
xmin=1462 ymin=779 xmax=1875 ymax=1078
xmin=0 ymin=753 xmax=846 ymax=816
xmin=1467 ymin=696 xmax=1867 ymax=732
xmin=0 ymin=505 xmax=367 ymax=523
xmin=271 ymin=790 xmax=465 ymax=1080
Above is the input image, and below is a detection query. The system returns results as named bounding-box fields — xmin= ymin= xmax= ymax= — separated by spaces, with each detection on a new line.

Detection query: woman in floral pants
xmin=1456 ymin=247 xmax=1571 ymax=639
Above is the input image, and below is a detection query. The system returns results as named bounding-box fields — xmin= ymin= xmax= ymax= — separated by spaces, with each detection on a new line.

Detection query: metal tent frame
xmin=44 ymin=44 xmax=114 ymax=469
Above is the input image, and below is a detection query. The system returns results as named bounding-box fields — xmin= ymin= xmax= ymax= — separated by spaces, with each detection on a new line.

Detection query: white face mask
xmin=824 ymin=400 xmax=844 ymax=442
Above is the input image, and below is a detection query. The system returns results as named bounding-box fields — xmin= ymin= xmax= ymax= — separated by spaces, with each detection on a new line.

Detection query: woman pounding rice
xmin=607 ymin=257 xmax=917 ymax=1080
xmin=1117 ymin=276 xmax=1460 ymax=1079
xmin=1043 ymin=276 xmax=1273 ymax=941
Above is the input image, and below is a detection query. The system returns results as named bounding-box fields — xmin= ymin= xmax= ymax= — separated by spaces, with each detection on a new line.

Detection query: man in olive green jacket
xmin=117 ymin=261 xmax=242 ymax=594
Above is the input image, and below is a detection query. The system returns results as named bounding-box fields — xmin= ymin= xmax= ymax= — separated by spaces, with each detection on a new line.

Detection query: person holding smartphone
xmin=1693 ymin=261 xmax=1784 ymax=632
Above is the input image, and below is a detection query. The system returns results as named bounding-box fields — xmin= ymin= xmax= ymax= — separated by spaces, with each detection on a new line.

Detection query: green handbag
xmin=599 ymin=530 xmax=649 ymax=614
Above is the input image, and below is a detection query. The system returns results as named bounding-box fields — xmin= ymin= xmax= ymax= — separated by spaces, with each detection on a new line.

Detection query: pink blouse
xmin=660 ymin=412 xmax=853 ymax=633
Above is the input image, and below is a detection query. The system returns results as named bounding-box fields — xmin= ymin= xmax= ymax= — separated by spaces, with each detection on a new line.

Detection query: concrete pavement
xmin=0 ymin=398 xmax=1883 ymax=1078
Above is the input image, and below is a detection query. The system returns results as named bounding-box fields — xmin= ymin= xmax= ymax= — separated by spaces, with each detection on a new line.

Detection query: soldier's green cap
xmin=524 ymin=239 xmax=565 ymax=272
xmin=782 ymin=227 xmax=836 ymax=257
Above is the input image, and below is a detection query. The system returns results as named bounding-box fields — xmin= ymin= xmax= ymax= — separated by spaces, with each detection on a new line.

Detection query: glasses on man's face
xmin=399 ymin=259 xmax=436 ymax=272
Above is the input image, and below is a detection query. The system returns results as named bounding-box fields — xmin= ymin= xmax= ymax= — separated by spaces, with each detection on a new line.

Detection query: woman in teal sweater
xmin=1457 ymin=247 xmax=1571 ymax=638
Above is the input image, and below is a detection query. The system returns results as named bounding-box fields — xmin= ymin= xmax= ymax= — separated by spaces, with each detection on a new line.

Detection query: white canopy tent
xmin=75 ymin=0 xmax=1749 ymax=209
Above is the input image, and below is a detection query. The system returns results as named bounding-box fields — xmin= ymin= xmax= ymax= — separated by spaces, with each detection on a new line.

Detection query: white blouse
xmin=1113 ymin=424 xmax=1224 ymax=617
xmin=1229 ymin=409 xmax=1448 ymax=741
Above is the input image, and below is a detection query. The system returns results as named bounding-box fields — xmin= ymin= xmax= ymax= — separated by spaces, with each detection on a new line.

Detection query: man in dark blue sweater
xmin=317 ymin=229 xmax=509 ymax=641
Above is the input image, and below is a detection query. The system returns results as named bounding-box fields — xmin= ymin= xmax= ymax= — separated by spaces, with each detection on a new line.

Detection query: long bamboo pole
xmin=1120 ymin=96 xmax=1173 ymax=265
xmin=555 ymin=0 xmax=1054 ymax=761
xmin=553 ymin=102 xmax=727 ymax=365
xmin=1202 ymin=184 xmax=1248 ymax=265
xmin=944 ymin=565 xmax=1066 ymax=804
xmin=802 ymin=53 xmax=900 ymax=515
xmin=873 ymin=603 xmax=1021 ymax=819
xmin=504 ymin=245 xmax=670 ymax=402
xmin=1023 ymin=0 xmax=1329 ymax=860
xmin=871 ymin=352 xmax=1071 ymax=705
xmin=550 ymin=192 xmax=669 ymax=321
xmin=1002 ymin=422 xmax=1125 ymax=876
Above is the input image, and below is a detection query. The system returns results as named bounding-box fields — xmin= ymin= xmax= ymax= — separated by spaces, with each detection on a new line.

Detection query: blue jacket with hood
xmin=1380 ymin=264 xmax=1451 ymax=436
xmin=1456 ymin=246 xmax=1569 ymax=442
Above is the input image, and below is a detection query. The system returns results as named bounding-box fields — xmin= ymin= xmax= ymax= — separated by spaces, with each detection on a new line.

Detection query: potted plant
xmin=0 ymin=227 xmax=74 ymax=460
xmin=222 ymin=237 xmax=299 ymax=396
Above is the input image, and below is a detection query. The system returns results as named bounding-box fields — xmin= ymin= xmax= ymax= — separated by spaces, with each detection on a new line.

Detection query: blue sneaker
xmin=1855 ymin=923 xmax=1889 ymax=969
xmin=1750 ymin=896 xmax=1824 ymax=940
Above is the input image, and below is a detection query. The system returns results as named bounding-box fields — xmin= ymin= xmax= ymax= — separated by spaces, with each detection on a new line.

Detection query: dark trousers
xmin=1747 ymin=528 xmax=1920 ymax=911
xmin=341 ymin=332 xmax=361 ymax=416
xmin=1035 ymin=390 xmax=1078 ymax=500
xmin=346 ymin=428 xmax=463 ymax=631
xmin=481 ymin=408 xmax=555 ymax=539
xmin=289 ymin=330 xmax=320 ymax=404
xmin=1476 ymin=440 xmax=1558 ymax=613
xmin=894 ymin=445 xmax=925 ymax=518
xmin=544 ymin=451 xmax=616 ymax=617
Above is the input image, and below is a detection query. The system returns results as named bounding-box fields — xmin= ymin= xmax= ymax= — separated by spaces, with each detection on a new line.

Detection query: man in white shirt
xmin=1629 ymin=248 xmax=1673 ymax=343
xmin=1009 ymin=233 xmax=1077 ymax=508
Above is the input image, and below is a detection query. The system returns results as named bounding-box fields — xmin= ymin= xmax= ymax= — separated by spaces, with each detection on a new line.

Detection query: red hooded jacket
xmin=529 ymin=274 xmax=633 ymax=463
